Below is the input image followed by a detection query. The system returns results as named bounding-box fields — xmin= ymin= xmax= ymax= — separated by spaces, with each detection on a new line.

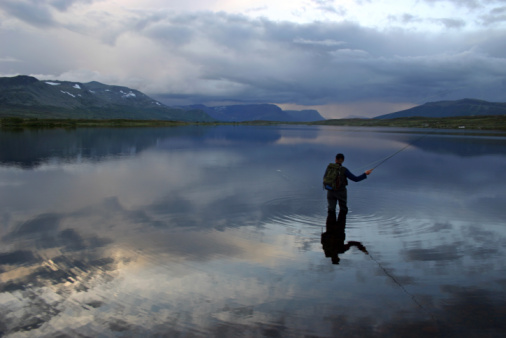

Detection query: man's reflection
xmin=321 ymin=210 xmax=368 ymax=264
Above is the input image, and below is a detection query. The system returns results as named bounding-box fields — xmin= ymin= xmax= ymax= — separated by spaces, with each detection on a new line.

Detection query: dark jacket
xmin=324 ymin=165 xmax=367 ymax=191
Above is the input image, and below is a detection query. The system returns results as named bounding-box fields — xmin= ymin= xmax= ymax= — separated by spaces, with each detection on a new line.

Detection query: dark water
xmin=1 ymin=125 xmax=506 ymax=337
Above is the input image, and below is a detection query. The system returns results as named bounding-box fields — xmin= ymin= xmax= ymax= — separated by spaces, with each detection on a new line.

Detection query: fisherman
xmin=323 ymin=153 xmax=373 ymax=226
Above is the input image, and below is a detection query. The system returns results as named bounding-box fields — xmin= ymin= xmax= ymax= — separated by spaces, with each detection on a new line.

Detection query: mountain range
xmin=375 ymin=99 xmax=506 ymax=119
xmin=180 ymin=104 xmax=325 ymax=122
xmin=0 ymin=75 xmax=213 ymax=121
xmin=0 ymin=75 xmax=324 ymax=122
xmin=1 ymin=76 xmax=505 ymax=122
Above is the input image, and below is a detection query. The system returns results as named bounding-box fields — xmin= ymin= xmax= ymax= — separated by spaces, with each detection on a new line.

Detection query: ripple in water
xmin=260 ymin=194 xmax=326 ymax=232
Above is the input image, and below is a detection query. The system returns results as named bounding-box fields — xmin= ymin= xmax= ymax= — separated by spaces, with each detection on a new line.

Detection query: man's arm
xmin=345 ymin=169 xmax=368 ymax=182
xmin=345 ymin=168 xmax=373 ymax=182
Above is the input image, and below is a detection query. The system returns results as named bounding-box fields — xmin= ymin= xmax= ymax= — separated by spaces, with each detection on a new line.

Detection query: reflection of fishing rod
xmin=367 ymin=250 xmax=440 ymax=327
xmin=368 ymin=251 xmax=424 ymax=309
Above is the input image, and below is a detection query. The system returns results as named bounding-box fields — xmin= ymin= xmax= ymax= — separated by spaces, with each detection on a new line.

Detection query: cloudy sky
xmin=1 ymin=0 xmax=505 ymax=118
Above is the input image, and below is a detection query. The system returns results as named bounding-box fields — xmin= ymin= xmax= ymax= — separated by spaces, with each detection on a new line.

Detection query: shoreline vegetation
xmin=1 ymin=115 xmax=506 ymax=131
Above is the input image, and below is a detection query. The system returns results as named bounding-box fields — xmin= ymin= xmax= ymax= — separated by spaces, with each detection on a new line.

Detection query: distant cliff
xmin=284 ymin=110 xmax=325 ymax=122
xmin=0 ymin=75 xmax=214 ymax=121
xmin=374 ymin=99 xmax=506 ymax=119
xmin=181 ymin=104 xmax=325 ymax=122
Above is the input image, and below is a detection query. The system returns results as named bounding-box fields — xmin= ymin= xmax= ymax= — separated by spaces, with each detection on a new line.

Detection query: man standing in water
xmin=323 ymin=153 xmax=373 ymax=226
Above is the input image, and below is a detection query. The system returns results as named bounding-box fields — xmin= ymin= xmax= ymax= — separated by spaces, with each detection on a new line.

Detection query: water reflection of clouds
xmin=1 ymin=231 xmax=312 ymax=336
xmin=275 ymin=127 xmax=411 ymax=155
xmin=0 ymin=212 xmax=297 ymax=335
xmin=3 ymin=194 xmax=292 ymax=266
xmin=366 ymin=218 xmax=506 ymax=310
xmin=355 ymin=142 xmax=506 ymax=224
xmin=2 ymin=126 xmax=506 ymax=336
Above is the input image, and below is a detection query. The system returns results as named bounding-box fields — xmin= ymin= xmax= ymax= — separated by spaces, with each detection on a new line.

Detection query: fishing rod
xmin=324 ymin=112 xmax=431 ymax=172
xmin=372 ymin=136 xmax=422 ymax=169
xmin=357 ymin=133 xmax=429 ymax=172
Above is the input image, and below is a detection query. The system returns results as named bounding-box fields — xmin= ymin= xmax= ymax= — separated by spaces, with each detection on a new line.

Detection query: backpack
xmin=323 ymin=163 xmax=347 ymax=191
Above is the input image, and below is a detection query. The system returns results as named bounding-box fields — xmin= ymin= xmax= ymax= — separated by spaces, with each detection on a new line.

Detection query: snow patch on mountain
xmin=121 ymin=90 xmax=136 ymax=98
xmin=61 ymin=90 xmax=75 ymax=98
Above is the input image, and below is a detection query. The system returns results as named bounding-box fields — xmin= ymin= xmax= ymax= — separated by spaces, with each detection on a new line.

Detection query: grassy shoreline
xmin=309 ymin=115 xmax=506 ymax=131
xmin=1 ymin=115 xmax=506 ymax=131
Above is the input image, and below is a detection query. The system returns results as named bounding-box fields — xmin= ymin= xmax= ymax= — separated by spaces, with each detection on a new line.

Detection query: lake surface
xmin=1 ymin=125 xmax=506 ymax=337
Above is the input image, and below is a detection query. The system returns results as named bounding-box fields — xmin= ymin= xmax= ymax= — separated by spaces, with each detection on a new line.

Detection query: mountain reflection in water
xmin=1 ymin=125 xmax=506 ymax=337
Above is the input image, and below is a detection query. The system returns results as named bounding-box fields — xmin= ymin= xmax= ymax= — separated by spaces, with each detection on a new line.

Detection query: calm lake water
xmin=1 ymin=125 xmax=506 ymax=337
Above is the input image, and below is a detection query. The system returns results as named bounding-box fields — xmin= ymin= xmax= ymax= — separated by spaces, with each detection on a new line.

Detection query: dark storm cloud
xmin=480 ymin=5 xmax=506 ymax=25
xmin=137 ymin=11 xmax=506 ymax=106
xmin=310 ymin=0 xmax=346 ymax=15
xmin=49 ymin=0 xmax=95 ymax=12
xmin=422 ymin=0 xmax=485 ymax=9
xmin=390 ymin=13 xmax=466 ymax=29
xmin=2 ymin=2 xmax=506 ymax=112
xmin=420 ymin=1 xmax=506 ymax=26
xmin=0 ymin=0 xmax=55 ymax=27
xmin=0 ymin=0 xmax=96 ymax=27
xmin=394 ymin=13 xmax=423 ymax=24
xmin=431 ymin=17 xmax=467 ymax=28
